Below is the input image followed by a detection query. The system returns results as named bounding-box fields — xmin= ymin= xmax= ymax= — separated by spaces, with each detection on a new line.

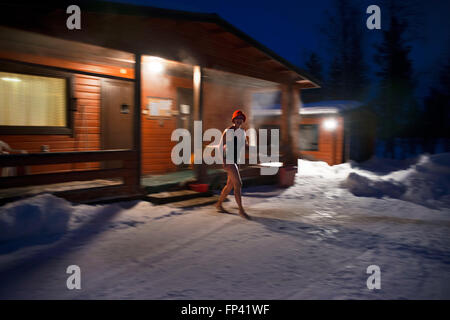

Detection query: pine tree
xmin=320 ymin=0 xmax=368 ymax=100
xmin=302 ymin=52 xmax=324 ymax=102
xmin=423 ymin=54 xmax=450 ymax=152
xmin=372 ymin=1 xmax=419 ymax=157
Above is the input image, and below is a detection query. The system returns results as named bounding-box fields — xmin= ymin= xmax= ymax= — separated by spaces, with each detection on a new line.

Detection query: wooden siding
xmin=300 ymin=116 xmax=344 ymax=165
xmin=256 ymin=115 xmax=345 ymax=166
xmin=0 ymin=50 xmax=134 ymax=79
xmin=0 ymin=74 xmax=102 ymax=174
xmin=140 ymin=73 xmax=192 ymax=174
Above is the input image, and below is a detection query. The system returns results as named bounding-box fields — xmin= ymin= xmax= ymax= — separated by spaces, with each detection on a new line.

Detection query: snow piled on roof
xmin=301 ymin=100 xmax=363 ymax=114
xmin=253 ymin=100 xmax=363 ymax=116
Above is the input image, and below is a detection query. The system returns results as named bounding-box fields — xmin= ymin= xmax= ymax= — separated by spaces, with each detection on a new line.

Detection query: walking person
xmin=215 ymin=110 xmax=251 ymax=220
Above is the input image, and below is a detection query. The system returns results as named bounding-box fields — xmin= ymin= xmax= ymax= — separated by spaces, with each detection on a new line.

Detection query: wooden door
xmin=101 ymin=79 xmax=134 ymax=168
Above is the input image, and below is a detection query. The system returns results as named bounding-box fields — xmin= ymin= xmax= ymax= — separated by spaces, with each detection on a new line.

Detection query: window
xmin=0 ymin=62 xmax=73 ymax=135
xmin=299 ymin=124 xmax=319 ymax=151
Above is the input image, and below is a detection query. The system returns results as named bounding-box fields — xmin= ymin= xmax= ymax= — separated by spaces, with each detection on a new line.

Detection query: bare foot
xmin=239 ymin=209 xmax=252 ymax=220
xmin=215 ymin=203 xmax=229 ymax=214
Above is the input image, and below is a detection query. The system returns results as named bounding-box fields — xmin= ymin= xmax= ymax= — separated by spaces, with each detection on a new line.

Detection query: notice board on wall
xmin=146 ymin=97 xmax=173 ymax=117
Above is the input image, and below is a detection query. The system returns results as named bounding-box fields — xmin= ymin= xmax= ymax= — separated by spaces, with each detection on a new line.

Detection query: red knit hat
xmin=232 ymin=109 xmax=246 ymax=122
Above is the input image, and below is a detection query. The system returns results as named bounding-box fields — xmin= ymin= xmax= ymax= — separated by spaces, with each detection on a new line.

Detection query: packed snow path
xmin=0 ymin=155 xmax=449 ymax=299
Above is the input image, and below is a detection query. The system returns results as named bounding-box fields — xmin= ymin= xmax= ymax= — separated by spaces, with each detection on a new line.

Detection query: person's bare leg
xmin=215 ymin=169 xmax=233 ymax=213
xmin=229 ymin=164 xmax=251 ymax=220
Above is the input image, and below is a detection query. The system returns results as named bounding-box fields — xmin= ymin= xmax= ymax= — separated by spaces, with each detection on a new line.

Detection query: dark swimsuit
xmin=222 ymin=127 xmax=241 ymax=167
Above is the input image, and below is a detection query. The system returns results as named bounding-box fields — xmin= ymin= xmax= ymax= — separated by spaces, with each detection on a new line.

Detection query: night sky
xmin=109 ymin=0 xmax=450 ymax=97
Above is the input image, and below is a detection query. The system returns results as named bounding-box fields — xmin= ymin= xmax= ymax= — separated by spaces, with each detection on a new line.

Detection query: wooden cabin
xmin=253 ymin=99 xmax=376 ymax=165
xmin=0 ymin=1 xmax=320 ymax=202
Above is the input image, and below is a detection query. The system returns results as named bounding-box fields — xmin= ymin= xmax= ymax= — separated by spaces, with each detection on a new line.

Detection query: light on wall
xmin=323 ymin=118 xmax=338 ymax=131
xmin=145 ymin=56 xmax=165 ymax=74
xmin=193 ymin=66 xmax=201 ymax=86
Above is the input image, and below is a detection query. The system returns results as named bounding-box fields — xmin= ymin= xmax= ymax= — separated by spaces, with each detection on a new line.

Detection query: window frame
xmin=0 ymin=60 xmax=75 ymax=135
xmin=299 ymin=124 xmax=320 ymax=151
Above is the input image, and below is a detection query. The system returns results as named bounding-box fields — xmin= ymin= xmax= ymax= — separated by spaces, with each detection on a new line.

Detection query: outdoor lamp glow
xmin=146 ymin=56 xmax=164 ymax=74
xmin=193 ymin=66 xmax=201 ymax=86
xmin=323 ymin=118 xmax=338 ymax=131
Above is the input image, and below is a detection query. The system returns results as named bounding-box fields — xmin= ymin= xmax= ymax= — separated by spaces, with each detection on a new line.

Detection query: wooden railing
xmin=0 ymin=150 xmax=141 ymax=202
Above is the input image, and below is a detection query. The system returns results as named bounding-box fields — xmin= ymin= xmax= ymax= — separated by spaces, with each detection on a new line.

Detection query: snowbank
xmin=0 ymin=193 xmax=166 ymax=245
xmin=0 ymin=194 xmax=71 ymax=243
xmin=298 ymin=153 xmax=450 ymax=208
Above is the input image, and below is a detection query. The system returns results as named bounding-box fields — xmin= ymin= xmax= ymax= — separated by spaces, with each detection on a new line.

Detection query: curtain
xmin=0 ymin=71 xmax=66 ymax=127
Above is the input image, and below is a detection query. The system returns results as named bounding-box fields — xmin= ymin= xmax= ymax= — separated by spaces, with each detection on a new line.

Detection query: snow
xmin=340 ymin=154 xmax=450 ymax=208
xmin=0 ymin=153 xmax=449 ymax=299
xmin=0 ymin=194 xmax=71 ymax=243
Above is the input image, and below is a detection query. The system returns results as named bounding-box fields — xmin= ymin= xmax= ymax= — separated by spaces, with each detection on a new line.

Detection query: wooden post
xmin=280 ymin=83 xmax=301 ymax=166
xmin=193 ymin=65 xmax=207 ymax=183
xmin=132 ymin=52 xmax=142 ymax=192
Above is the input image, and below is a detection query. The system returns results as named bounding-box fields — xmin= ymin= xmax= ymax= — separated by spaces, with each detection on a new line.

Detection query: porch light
xmin=323 ymin=118 xmax=338 ymax=131
xmin=145 ymin=56 xmax=164 ymax=74
xmin=193 ymin=66 xmax=201 ymax=86
xmin=1 ymin=77 xmax=21 ymax=82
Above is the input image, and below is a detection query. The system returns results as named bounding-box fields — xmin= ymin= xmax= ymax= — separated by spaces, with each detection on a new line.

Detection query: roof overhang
xmin=0 ymin=0 xmax=321 ymax=87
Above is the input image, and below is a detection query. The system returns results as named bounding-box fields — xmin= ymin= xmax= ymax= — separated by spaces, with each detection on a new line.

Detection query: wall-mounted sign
xmin=180 ymin=104 xmax=190 ymax=114
xmin=147 ymin=97 xmax=172 ymax=117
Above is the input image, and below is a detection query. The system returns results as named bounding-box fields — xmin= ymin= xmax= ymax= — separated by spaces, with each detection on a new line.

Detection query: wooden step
xmin=167 ymin=195 xmax=220 ymax=208
xmin=145 ymin=189 xmax=212 ymax=204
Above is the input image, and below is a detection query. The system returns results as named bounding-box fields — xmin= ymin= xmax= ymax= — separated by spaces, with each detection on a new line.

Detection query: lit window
xmin=0 ymin=71 xmax=67 ymax=127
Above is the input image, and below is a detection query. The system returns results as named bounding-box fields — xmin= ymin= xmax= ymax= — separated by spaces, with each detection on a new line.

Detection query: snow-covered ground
xmin=0 ymin=154 xmax=449 ymax=299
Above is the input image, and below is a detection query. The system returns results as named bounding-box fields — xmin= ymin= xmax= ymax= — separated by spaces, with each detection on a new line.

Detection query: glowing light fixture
xmin=323 ymin=118 xmax=338 ymax=131
xmin=146 ymin=56 xmax=164 ymax=74
xmin=193 ymin=66 xmax=201 ymax=86
xmin=1 ymin=77 xmax=21 ymax=82
xmin=119 ymin=68 xmax=127 ymax=74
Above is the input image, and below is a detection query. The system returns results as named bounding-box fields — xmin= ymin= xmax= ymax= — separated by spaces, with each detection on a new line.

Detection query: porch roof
xmin=0 ymin=0 xmax=320 ymax=87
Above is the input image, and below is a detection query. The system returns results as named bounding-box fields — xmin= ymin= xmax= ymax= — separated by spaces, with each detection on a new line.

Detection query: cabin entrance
xmin=101 ymin=79 xmax=134 ymax=168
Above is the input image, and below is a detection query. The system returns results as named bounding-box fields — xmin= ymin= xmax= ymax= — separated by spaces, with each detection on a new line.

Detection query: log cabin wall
xmin=0 ymin=49 xmax=133 ymax=174
xmin=202 ymin=81 xmax=252 ymax=134
xmin=255 ymin=115 xmax=344 ymax=166
xmin=140 ymin=72 xmax=192 ymax=174
xmin=300 ymin=116 xmax=344 ymax=166
xmin=0 ymin=73 xmax=103 ymax=174
xmin=140 ymin=69 xmax=254 ymax=175
xmin=0 ymin=51 xmax=260 ymax=176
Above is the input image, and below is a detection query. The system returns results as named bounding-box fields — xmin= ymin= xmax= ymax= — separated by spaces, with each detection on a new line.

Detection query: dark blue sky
xmin=110 ymin=0 xmax=450 ymax=96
